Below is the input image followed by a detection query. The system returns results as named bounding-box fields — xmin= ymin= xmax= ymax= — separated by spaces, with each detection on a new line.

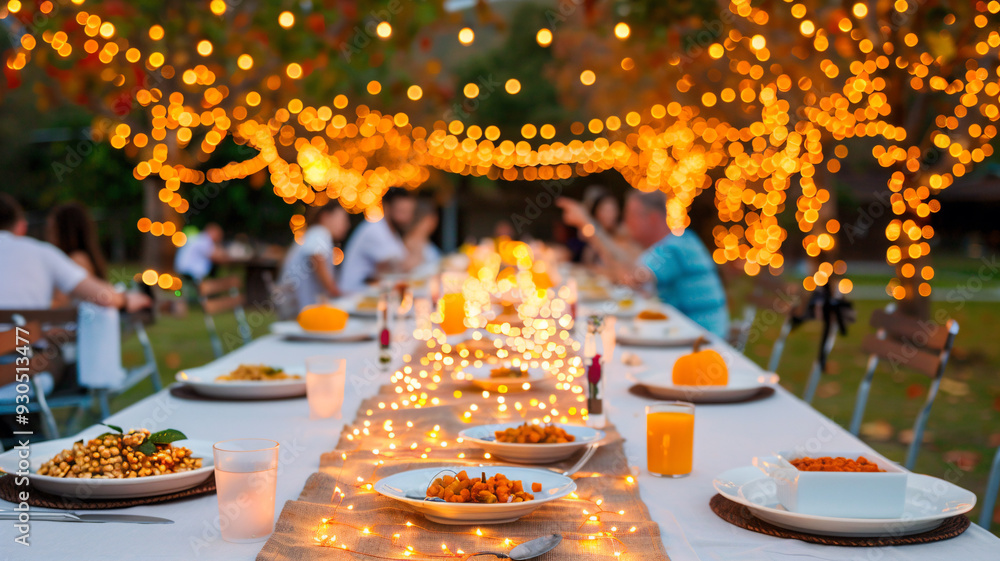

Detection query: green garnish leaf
xmin=135 ymin=440 xmax=157 ymax=456
xmin=102 ymin=423 xmax=123 ymax=434
xmin=147 ymin=429 xmax=188 ymax=444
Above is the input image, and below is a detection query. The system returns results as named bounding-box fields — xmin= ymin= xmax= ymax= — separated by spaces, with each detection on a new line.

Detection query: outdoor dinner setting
xmin=3 ymin=0 xmax=1000 ymax=559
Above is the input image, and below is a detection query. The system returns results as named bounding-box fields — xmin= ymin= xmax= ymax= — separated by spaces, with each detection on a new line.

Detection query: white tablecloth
xmin=4 ymin=310 xmax=998 ymax=560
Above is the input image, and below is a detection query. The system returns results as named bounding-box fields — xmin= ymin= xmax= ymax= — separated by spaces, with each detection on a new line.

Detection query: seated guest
xmin=47 ymin=202 xmax=109 ymax=307
xmin=407 ymin=198 xmax=441 ymax=267
xmin=174 ymin=223 xmax=225 ymax=284
xmin=558 ymin=190 xmax=729 ymax=337
xmin=579 ymin=185 xmax=641 ymax=268
xmin=0 ymin=194 xmax=150 ymax=392
xmin=340 ymin=188 xmax=419 ymax=294
xmin=279 ymin=202 xmax=350 ymax=310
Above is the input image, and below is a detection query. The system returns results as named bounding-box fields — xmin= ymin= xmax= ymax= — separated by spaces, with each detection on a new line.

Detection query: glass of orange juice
xmin=646 ymin=401 xmax=695 ymax=478
xmin=438 ymin=272 xmax=467 ymax=336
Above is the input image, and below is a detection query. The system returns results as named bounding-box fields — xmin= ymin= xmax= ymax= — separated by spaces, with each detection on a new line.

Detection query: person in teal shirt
xmin=558 ymin=190 xmax=729 ymax=337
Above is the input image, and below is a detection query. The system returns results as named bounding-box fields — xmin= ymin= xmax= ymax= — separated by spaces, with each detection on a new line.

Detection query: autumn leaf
xmin=943 ymin=450 xmax=980 ymax=472
xmin=860 ymin=420 xmax=893 ymax=441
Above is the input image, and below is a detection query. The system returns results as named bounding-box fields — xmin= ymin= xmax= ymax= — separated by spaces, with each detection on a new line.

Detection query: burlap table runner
xmin=258 ymin=353 xmax=670 ymax=560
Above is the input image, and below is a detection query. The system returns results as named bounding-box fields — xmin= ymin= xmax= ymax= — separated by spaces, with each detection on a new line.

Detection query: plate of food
xmin=627 ymin=340 xmax=778 ymax=403
xmin=616 ymin=314 xmax=704 ymax=347
xmin=374 ymin=466 xmax=576 ymax=525
xmin=713 ymin=460 xmax=976 ymax=537
xmin=0 ymin=426 xmax=214 ymax=499
xmin=175 ymin=363 xmax=307 ymax=399
xmin=269 ymin=320 xmax=375 ymax=342
xmin=459 ymin=423 xmax=605 ymax=463
xmin=456 ymin=363 xmax=545 ymax=392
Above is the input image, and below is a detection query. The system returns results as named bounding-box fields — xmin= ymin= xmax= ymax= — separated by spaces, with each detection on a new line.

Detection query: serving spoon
xmin=467 ymin=533 xmax=562 ymax=559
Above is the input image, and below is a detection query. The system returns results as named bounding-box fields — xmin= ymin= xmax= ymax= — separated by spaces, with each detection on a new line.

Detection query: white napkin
xmin=76 ymin=302 xmax=126 ymax=389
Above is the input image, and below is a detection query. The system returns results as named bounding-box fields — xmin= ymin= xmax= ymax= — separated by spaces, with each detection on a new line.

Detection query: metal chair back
xmin=981 ymin=447 xmax=1000 ymax=528
xmin=848 ymin=305 xmax=959 ymax=469
xmin=199 ymin=276 xmax=252 ymax=358
xmin=0 ymin=309 xmax=79 ymax=440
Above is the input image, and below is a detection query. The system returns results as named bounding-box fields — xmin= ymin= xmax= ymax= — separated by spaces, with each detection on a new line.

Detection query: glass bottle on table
xmin=584 ymin=315 xmax=608 ymax=429
xmin=377 ymin=287 xmax=391 ymax=370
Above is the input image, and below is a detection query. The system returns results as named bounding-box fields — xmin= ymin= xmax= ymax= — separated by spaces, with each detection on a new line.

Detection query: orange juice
xmin=440 ymin=293 xmax=467 ymax=336
xmin=646 ymin=406 xmax=694 ymax=477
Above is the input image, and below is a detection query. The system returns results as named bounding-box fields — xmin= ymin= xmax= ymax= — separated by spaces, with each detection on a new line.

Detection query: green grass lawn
xmin=100 ymin=276 xmax=998 ymax=535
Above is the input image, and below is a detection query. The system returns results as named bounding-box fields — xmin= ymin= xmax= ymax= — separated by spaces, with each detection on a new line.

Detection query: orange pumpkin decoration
xmin=297 ymin=304 xmax=348 ymax=332
xmin=672 ymin=337 xmax=728 ymax=386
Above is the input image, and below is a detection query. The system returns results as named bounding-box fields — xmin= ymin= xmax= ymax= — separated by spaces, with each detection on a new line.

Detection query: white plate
xmin=0 ymin=432 xmax=214 ymax=499
xmin=375 ymin=466 xmax=576 ymax=525
xmin=456 ymin=364 xmax=545 ymax=392
xmin=459 ymin=423 xmax=604 ymax=463
xmin=629 ymin=364 xmax=777 ymax=403
xmin=580 ymin=300 xmax=660 ymax=319
xmin=176 ymin=364 xmax=307 ymax=399
xmin=713 ymin=465 xmax=976 ymax=537
xmin=616 ymin=321 xmax=705 ymax=347
xmin=269 ymin=319 xmax=375 ymax=342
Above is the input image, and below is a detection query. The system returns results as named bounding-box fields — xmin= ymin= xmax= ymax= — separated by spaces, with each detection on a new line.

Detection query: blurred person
xmin=47 ymin=202 xmax=109 ymax=308
xmin=406 ymin=198 xmax=441 ymax=266
xmin=174 ymin=223 xmax=225 ymax=284
xmin=558 ymin=190 xmax=728 ymax=337
xmin=340 ymin=188 xmax=419 ymax=293
xmin=279 ymin=202 xmax=351 ymax=310
xmin=579 ymin=186 xmax=639 ymax=267
xmin=0 ymin=194 xmax=150 ymax=392
xmin=493 ymin=219 xmax=516 ymax=239
xmin=47 ymin=202 xmax=108 ymax=279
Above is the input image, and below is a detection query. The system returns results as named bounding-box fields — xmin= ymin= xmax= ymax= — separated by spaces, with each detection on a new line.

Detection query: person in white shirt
xmin=174 ymin=223 xmax=225 ymax=282
xmin=0 ymin=194 xmax=150 ymax=391
xmin=279 ymin=202 xmax=351 ymax=311
xmin=340 ymin=188 xmax=419 ymax=294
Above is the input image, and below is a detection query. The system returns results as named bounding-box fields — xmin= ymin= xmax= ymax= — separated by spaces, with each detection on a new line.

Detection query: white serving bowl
xmin=760 ymin=451 xmax=908 ymax=519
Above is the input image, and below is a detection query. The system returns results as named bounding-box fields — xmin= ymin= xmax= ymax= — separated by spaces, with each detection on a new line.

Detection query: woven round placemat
xmin=709 ymin=494 xmax=970 ymax=546
xmin=627 ymin=384 xmax=775 ymax=404
xmin=0 ymin=473 xmax=216 ymax=510
xmin=169 ymin=383 xmax=305 ymax=401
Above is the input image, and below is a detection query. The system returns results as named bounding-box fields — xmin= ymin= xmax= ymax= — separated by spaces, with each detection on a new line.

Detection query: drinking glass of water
xmin=212 ymin=439 xmax=279 ymax=543
xmin=305 ymin=356 xmax=346 ymax=419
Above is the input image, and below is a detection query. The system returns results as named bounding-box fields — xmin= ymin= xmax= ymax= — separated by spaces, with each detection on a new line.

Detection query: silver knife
xmin=0 ymin=511 xmax=173 ymax=524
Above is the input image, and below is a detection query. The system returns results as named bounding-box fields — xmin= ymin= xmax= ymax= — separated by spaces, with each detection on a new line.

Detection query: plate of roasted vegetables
xmin=455 ymin=363 xmax=545 ymax=392
xmin=459 ymin=422 xmax=605 ymax=463
xmin=374 ymin=466 xmax=576 ymax=524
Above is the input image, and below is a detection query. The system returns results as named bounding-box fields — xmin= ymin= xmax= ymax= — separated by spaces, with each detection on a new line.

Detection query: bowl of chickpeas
xmin=375 ymin=466 xmax=576 ymax=525
xmin=459 ymin=422 xmax=605 ymax=464
xmin=0 ymin=427 xmax=214 ymax=499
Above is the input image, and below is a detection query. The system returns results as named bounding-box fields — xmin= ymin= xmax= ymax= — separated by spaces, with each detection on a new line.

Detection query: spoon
xmin=468 ymin=533 xmax=562 ymax=559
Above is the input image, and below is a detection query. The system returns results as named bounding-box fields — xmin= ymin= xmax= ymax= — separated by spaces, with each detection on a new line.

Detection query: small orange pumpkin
xmin=672 ymin=337 xmax=728 ymax=386
xmin=297 ymin=304 xmax=348 ymax=332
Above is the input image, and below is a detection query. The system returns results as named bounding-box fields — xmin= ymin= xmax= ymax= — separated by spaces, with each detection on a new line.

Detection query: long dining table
xmin=4 ymin=306 xmax=998 ymax=561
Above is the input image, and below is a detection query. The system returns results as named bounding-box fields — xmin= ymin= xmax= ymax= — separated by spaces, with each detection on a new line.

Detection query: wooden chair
xmin=848 ymin=306 xmax=959 ymax=470
xmin=0 ymin=307 xmax=164 ymax=441
xmin=0 ymin=309 xmax=79 ymax=440
xmin=728 ymin=273 xmax=799 ymax=373
xmin=199 ymin=276 xmax=252 ymax=358
xmin=982 ymin=447 xmax=1000 ymax=528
